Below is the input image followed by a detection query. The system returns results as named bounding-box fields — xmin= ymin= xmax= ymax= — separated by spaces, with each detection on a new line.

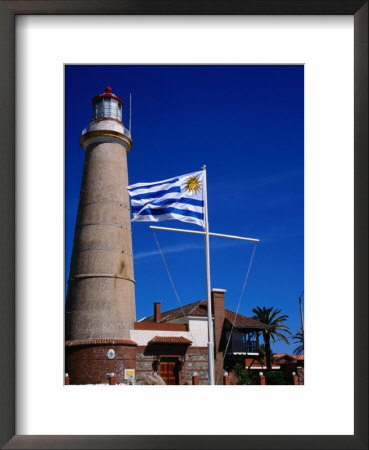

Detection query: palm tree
xmin=293 ymin=328 xmax=304 ymax=356
xmin=258 ymin=344 xmax=272 ymax=367
xmin=258 ymin=344 xmax=266 ymax=366
xmin=251 ymin=306 xmax=291 ymax=370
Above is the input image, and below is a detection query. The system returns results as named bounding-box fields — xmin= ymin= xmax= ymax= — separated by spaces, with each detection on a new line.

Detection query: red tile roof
xmin=148 ymin=336 xmax=192 ymax=345
xmin=224 ymin=310 xmax=269 ymax=329
xmin=187 ymin=301 xmax=209 ymax=317
xmin=141 ymin=300 xmax=207 ymax=322
xmin=65 ymin=339 xmax=137 ymax=347
xmin=141 ymin=300 xmax=268 ymax=330
xmin=273 ymin=353 xmax=304 ymax=363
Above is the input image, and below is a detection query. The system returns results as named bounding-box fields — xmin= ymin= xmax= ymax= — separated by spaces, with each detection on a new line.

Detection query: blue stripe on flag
xmin=130 ymin=186 xmax=181 ymax=201
xmin=134 ymin=207 xmax=204 ymax=220
xmin=127 ymin=178 xmax=179 ymax=192
xmin=131 ymin=197 xmax=204 ymax=214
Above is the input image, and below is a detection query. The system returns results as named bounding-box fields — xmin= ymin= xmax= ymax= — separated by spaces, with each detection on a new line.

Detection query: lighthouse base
xmin=65 ymin=339 xmax=137 ymax=385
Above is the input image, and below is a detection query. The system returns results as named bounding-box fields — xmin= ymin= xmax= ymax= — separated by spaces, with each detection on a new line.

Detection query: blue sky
xmin=65 ymin=65 xmax=304 ymax=355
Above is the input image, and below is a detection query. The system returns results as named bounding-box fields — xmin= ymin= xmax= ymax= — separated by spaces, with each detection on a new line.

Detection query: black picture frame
xmin=0 ymin=1 xmax=367 ymax=449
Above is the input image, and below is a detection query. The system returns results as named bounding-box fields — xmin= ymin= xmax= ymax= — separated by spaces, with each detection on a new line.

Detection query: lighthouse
xmin=65 ymin=87 xmax=137 ymax=384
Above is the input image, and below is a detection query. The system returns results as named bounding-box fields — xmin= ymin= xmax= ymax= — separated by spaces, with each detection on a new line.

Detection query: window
xmin=94 ymin=98 xmax=122 ymax=121
xmin=95 ymin=100 xmax=104 ymax=118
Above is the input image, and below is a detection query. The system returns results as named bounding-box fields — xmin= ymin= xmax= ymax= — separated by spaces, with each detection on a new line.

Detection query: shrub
xmin=233 ymin=363 xmax=254 ymax=385
xmin=265 ymin=370 xmax=288 ymax=385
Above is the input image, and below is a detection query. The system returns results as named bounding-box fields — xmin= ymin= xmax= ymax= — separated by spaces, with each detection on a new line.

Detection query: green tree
xmin=293 ymin=328 xmax=304 ymax=356
xmin=251 ymin=306 xmax=291 ymax=370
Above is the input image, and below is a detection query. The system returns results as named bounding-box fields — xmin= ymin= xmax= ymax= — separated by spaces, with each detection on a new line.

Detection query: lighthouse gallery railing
xmin=82 ymin=124 xmax=131 ymax=139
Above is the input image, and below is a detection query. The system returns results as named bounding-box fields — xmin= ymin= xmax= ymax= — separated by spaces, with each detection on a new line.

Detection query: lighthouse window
xmin=103 ymin=99 xmax=111 ymax=116
xmin=95 ymin=100 xmax=104 ymax=118
xmin=116 ymin=103 xmax=122 ymax=121
xmin=109 ymin=99 xmax=121 ymax=121
xmin=94 ymin=98 xmax=122 ymax=121
xmin=109 ymin=102 xmax=117 ymax=115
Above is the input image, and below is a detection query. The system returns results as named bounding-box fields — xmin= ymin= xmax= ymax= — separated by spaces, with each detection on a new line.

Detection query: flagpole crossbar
xmin=149 ymin=225 xmax=260 ymax=243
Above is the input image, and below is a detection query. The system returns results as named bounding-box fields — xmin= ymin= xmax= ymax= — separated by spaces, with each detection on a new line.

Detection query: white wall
xmin=187 ymin=317 xmax=210 ymax=347
xmin=130 ymin=316 xmax=210 ymax=347
xmin=130 ymin=329 xmax=192 ymax=346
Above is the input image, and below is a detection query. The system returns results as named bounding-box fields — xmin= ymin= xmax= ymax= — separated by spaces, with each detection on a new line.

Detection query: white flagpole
xmin=202 ymin=165 xmax=215 ymax=385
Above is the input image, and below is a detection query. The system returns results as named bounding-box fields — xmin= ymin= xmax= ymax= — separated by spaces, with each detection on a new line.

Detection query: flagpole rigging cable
xmin=151 ymin=227 xmax=259 ymax=386
xmin=215 ymin=241 xmax=258 ymax=384
xmin=151 ymin=228 xmax=210 ymax=384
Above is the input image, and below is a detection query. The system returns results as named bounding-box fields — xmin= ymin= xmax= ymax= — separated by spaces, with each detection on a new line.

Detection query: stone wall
xmin=297 ymin=367 xmax=304 ymax=385
xmin=182 ymin=349 xmax=209 ymax=385
xmin=136 ymin=346 xmax=209 ymax=385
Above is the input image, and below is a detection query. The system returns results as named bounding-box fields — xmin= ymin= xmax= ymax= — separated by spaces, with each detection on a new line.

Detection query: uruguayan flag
xmin=126 ymin=170 xmax=204 ymax=227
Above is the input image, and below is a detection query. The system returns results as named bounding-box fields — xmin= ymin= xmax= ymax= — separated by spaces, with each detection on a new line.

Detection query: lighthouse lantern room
xmin=92 ymin=86 xmax=123 ymax=122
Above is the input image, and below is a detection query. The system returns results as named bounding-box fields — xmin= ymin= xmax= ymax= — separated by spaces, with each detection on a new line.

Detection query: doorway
xmin=159 ymin=358 xmax=179 ymax=385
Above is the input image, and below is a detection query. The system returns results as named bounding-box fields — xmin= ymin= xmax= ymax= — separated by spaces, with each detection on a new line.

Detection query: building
xmin=65 ymin=87 xmax=268 ymax=385
xmin=132 ymin=288 xmax=268 ymax=385
xmin=272 ymin=353 xmax=304 ymax=384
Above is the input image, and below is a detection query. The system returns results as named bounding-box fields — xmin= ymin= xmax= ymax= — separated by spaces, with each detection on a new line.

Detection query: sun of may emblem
xmin=184 ymin=175 xmax=202 ymax=194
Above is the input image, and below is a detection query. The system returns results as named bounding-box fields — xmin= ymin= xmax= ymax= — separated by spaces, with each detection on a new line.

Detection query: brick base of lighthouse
xmin=65 ymin=339 xmax=137 ymax=385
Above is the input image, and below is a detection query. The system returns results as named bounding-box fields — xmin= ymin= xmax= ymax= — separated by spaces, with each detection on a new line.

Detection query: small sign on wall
xmin=124 ymin=369 xmax=135 ymax=383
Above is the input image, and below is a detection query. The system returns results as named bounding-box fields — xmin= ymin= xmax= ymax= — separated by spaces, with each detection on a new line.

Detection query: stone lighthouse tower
xmin=65 ymin=87 xmax=137 ymax=384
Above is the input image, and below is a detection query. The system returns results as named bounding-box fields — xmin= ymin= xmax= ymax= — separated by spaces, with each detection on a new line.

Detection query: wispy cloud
xmin=134 ymin=236 xmax=241 ymax=262
xmin=134 ymin=242 xmax=203 ymax=261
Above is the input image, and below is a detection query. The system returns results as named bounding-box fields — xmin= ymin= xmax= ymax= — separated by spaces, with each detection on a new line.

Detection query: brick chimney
xmin=211 ymin=288 xmax=226 ymax=384
xmin=154 ymin=302 xmax=161 ymax=323
xmin=211 ymin=288 xmax=225 ymax=317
